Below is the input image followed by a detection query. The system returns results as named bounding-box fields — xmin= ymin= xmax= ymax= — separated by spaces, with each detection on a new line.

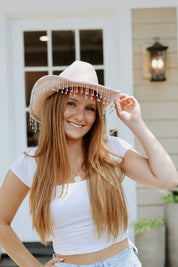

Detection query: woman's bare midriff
xmin=56 ymin=237 xmax=130 ymax=265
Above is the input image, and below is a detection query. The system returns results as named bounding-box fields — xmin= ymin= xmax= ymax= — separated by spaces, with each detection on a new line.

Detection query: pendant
xmin=74 ymin=176 xmax=82 ymax=183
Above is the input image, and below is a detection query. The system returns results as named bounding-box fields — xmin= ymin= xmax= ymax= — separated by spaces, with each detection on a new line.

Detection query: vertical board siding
xmin=132 ymin=7 xmax=178 ymax=219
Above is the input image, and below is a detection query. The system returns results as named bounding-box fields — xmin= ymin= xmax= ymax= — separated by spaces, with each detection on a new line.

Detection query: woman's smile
xmin=67 ymin=121 xmax=85 ymax=128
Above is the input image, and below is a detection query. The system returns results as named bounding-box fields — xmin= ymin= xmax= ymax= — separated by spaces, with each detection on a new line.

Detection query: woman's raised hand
xmin=114 ymin=94 xmax=142 ymax=128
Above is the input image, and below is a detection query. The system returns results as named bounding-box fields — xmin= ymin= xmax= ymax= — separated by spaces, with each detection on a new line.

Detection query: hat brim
xmin=30 ymin=75 xmax=120 ymax=122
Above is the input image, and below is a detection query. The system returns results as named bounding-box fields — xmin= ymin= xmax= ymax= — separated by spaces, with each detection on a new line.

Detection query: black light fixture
xmin=147 ymin=37 xmax=168 ymax=82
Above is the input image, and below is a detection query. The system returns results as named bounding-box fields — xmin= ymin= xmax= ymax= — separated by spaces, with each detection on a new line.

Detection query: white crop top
xmin=10 ymin=135 xmax=132 ymax=255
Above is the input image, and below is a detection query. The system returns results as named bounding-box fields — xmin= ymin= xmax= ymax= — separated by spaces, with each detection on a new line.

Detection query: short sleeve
xmin=10 ymin=147 xmax=37 ymax=188
xmin=106 ymin=135 xmax=133 ymax=162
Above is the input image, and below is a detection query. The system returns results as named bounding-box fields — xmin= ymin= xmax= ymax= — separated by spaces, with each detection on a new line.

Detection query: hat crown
xmin=59 ymin=61 xmax=98 ymax=84
xmin=30 ymin=60 xmax=120 ymax=123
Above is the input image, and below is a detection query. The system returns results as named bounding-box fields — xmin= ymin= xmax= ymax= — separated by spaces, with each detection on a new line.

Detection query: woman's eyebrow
xmin=67 ymin=97 xmax=79 ymax=102
xmin=67 ymin=97 xmax=97 ymax=107
xmin=88 ymin=103 xmax=97 ymax=107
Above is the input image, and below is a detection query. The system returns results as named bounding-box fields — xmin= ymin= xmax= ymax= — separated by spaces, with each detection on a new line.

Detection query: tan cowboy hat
xmin=30 ymin=60 xmax=120 ymax=122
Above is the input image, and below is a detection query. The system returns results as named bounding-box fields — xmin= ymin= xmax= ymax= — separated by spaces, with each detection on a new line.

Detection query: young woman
xmin=0 ymin=61 xmax=177 ymax=267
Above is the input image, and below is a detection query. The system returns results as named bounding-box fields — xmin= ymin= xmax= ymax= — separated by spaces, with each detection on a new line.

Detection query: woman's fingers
xmin=114 ymin=94 xmax=142 ymax=125
xmin=120 ymin=100 xmax=136 ymax=112
xmin=120 ymin=95 xmax=136 ymax=105
xmin=115 ymin=95 xmax=136 ymax=113
xmin=44 ymin=257 xmax=64 ymax=266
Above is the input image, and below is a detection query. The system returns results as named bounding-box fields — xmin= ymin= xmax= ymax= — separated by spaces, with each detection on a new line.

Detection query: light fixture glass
xmin=39 ymin=35 xmax=49 ymax=42
xmin=147 ymin=37 xmax=168 ymax=82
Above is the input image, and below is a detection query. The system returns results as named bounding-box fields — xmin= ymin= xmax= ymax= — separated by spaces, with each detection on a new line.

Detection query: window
xmin=24 ymin=29 xmax=104 ymax=146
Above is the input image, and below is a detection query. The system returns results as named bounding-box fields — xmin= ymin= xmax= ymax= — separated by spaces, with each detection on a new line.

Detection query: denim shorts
xmin=54 ymin=245 xmax=142 ymax=267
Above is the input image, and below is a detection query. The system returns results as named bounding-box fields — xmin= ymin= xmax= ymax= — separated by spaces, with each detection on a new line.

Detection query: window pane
xmin=53 ymin=70 xmax=63 ymax=75
xmin=25 ymin=71 xmax=48 ymax=107
xmin=24 ymin=31 xmax=48 ymax=67
xmin=80 ymin=30 xmax=103 ymax=65
xmin=26 ymin=112 xmax=40 ymax=147
xmin=96 ymin=69 xmax=104 ymax=85
xmin=52 ymin=31 xmax=75 ymax=66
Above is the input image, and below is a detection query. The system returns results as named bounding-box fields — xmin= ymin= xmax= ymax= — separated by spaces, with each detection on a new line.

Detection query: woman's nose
xmin=75 ymin=107 xmax=85 ymax=121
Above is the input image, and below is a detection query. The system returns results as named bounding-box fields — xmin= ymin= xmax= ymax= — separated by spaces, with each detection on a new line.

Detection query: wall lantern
xmin=147 ymin=38 xmax=168 ymax=82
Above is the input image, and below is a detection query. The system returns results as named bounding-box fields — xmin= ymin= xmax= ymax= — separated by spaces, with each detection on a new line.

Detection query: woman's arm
xmin=0 ymin=170 xmax=62 ymax=267
xmin=115 ymin=94 xmax=178 ymax=189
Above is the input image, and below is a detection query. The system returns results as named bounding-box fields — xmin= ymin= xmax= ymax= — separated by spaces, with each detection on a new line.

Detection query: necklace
xmin=73 ymin=175 xmax=82 ymax=183
xmin=71 ymin=163 xmax=85 ymax=183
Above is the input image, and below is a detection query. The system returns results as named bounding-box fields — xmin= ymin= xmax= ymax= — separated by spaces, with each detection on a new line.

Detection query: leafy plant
xmin=162 ymin=192 xmax=178 ymax=203
xmin=131 ymin=218 xmax=164 ymax=235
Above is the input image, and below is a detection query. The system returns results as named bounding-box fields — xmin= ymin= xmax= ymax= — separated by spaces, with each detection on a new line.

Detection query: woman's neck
xmin=66 ymin=138 xmax=84 ymax=165
xmin=64 ymin=139 xmax=86 ymax=183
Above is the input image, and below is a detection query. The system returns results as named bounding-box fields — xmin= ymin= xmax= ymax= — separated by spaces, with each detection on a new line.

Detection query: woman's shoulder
xmin=26 ymin=146 xmax=38 ymax=156
xmin=106 ymin=135 xmax=133 ymax=158
xmin=17 ymin=146 xmax=38 ymax=166
xmin=10 ymin=147 xmax=38 ymax=188
xmin=11 ymin=146 xmax=38 ymax=166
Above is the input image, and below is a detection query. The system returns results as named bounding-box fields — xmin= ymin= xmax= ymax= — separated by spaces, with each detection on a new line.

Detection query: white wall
xmin=0 ymin=14 xmax=12 ymax=184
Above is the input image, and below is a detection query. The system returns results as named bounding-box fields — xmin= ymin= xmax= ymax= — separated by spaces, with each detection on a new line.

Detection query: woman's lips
xmin=67 ymin=121 xmax=84 ymax=128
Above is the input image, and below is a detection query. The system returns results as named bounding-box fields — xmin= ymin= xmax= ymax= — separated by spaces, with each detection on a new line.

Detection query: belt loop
xmin=53 ymin=252 xmax=56 ymax=258
xmin=131 ymin=243 xmax=138 ymax=255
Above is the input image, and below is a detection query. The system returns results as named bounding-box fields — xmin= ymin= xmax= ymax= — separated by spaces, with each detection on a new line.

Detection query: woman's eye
xmin=67 ymin=102 xmax=76 ymax=107
xmin=86 ymin=106 xmax=95 ymax=112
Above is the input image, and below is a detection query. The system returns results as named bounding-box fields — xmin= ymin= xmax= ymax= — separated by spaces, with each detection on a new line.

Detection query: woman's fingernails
xmin=56 ymin=257 xmax=64 ymax=262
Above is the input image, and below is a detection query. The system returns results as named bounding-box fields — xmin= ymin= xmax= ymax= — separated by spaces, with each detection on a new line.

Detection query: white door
xmin=10 ymin=15 xmax=135 ymax=242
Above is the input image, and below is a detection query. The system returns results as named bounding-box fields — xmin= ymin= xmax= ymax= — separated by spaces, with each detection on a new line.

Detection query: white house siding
xmin=132 ymin=7 xmax=178 ymax=220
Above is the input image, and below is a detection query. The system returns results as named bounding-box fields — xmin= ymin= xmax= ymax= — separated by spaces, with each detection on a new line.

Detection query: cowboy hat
xmin=30 ymin=60 xmax=120 ymax=122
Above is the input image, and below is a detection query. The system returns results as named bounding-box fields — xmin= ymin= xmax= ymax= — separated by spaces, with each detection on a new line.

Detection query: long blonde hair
xmin=29 ymin=90 xmax=128 ymax=244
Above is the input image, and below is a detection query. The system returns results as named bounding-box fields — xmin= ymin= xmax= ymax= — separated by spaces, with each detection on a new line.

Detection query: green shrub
xmin=131 ymin=218 xmax=164 ymax=235
xmin=162 ymin=192 xmax=178 ymax=203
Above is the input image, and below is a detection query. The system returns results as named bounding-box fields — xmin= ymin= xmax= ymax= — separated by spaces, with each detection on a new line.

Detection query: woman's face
xmin=63 ymin=89 xmax=97 ymax=142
